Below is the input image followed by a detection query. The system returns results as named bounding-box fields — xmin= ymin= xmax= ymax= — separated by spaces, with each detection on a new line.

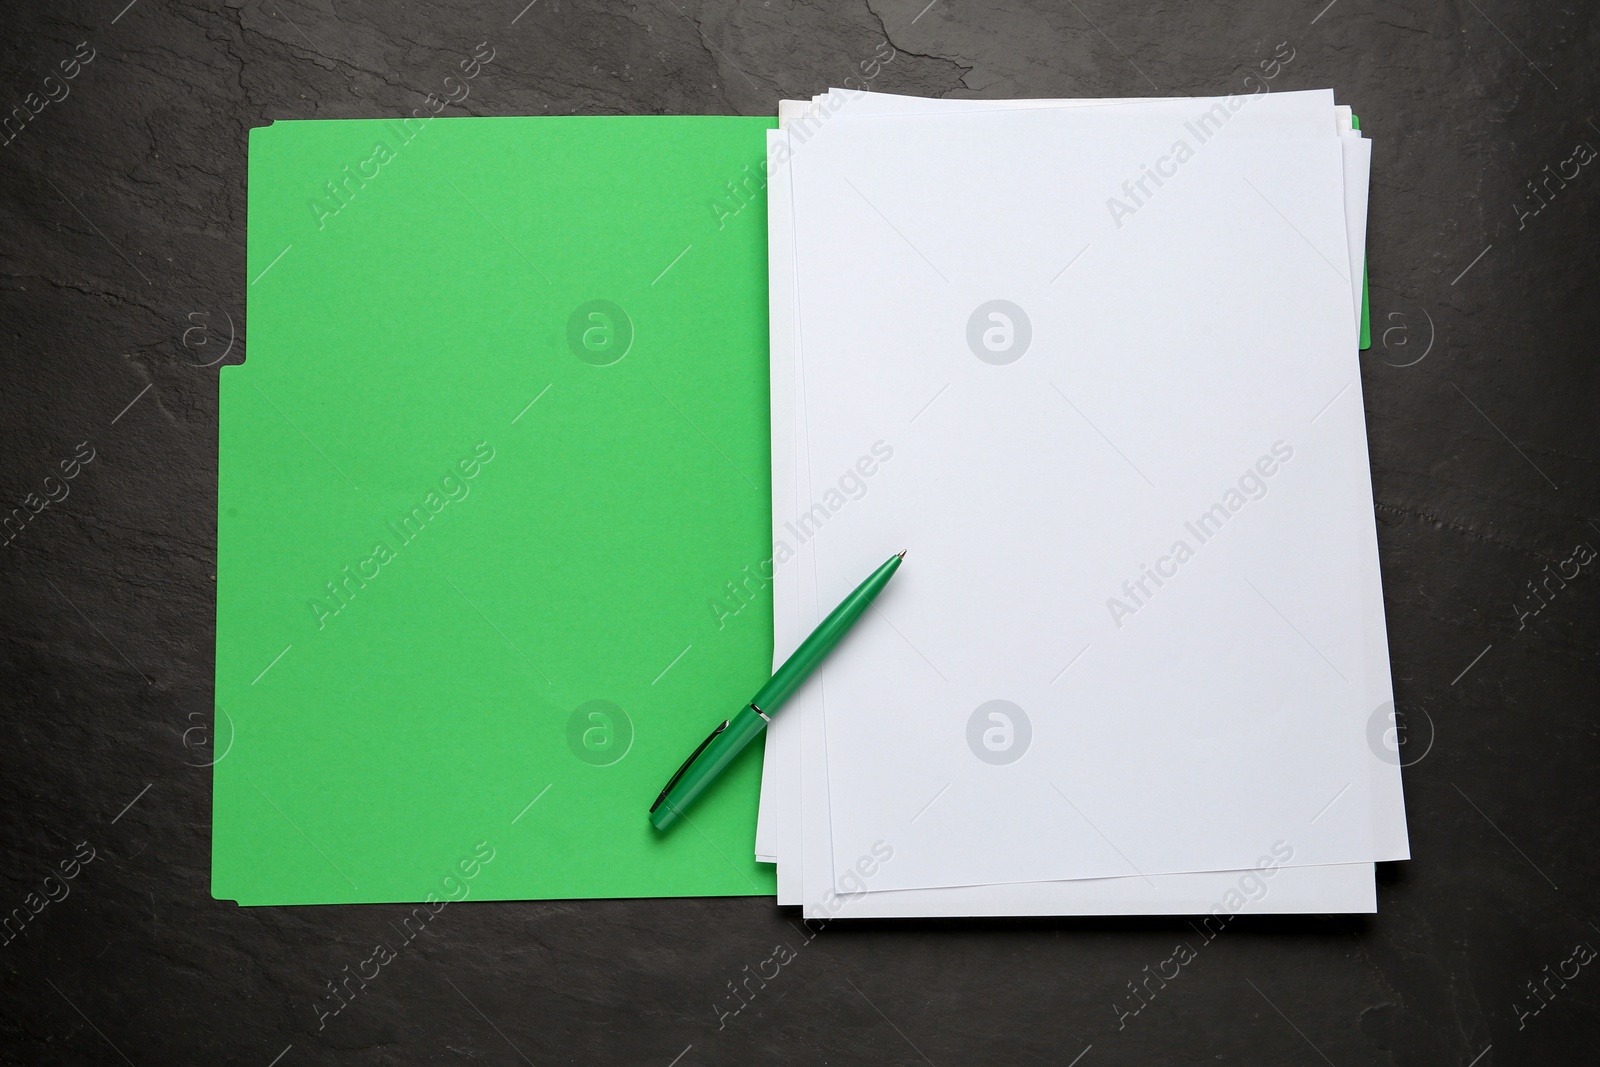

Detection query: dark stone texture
xmin=1 ymin=0 xmax=1596 ymax=1063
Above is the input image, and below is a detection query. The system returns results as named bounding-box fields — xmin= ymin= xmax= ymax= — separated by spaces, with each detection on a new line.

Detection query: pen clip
xmin=650 ymin=719 xmax=729 ymax=814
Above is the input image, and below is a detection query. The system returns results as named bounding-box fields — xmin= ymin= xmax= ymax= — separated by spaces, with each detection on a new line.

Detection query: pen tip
xmin=897 ymin=549 xmax=907 ymax=560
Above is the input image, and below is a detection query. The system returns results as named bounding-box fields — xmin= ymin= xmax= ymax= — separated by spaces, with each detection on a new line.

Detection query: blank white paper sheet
xmin=759 ymin=89 xmax=1402 ymax=917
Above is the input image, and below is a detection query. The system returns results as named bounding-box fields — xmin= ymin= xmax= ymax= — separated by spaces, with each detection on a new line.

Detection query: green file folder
xmin=216 ymin=116 xmax=777 ymax=904
xmin=1353 ymin=113 xmax=1371 ymax=350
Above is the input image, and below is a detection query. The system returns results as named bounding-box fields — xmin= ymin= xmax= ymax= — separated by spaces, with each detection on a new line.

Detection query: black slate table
xmin=2 ymin=1 xmax=1596 ymax=1063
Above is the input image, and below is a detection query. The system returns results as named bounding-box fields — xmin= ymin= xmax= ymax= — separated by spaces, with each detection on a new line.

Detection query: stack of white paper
xmin=757 ymin=89 xmax=1405 ymax=918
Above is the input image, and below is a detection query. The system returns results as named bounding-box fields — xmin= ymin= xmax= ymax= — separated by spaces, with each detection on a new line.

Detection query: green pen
xmin=648 ymin=550 xmax=905 ymax=831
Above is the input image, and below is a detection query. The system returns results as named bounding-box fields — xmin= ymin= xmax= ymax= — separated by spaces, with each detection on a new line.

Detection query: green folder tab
xmin=217 ymin=116 xmax=777 ymax=904
xmin=1352 ymin=113 xmax=1371 ymax=351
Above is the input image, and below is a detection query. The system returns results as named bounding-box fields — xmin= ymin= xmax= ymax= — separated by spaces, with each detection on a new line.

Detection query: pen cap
xmin=649 ymin=704 xmax=768 ymax=831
